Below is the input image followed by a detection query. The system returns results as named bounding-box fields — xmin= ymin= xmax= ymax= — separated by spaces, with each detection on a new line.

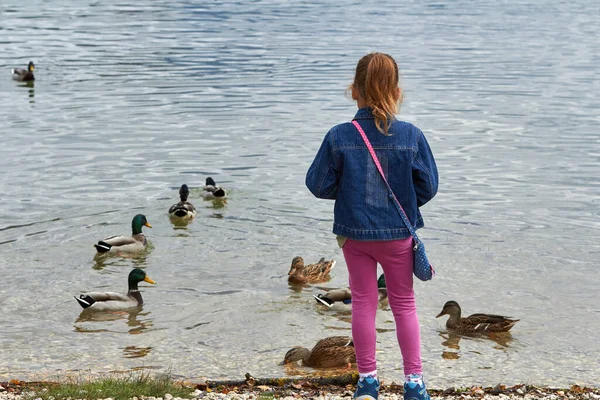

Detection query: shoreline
xmin=2 ymin=373 xmax=600 ymax=400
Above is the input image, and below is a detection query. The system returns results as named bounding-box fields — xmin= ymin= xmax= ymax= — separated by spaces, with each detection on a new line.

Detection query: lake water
xmin=1 ymin=0 xmax=599 ymax=389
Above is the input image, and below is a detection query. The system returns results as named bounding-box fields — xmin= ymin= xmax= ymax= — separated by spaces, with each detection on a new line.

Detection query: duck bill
xmin=145 ymin=222 xmax=152 ymax=228
xmin=435 ymin=312 xmax=444 ymax=318
xmin=144 ymin=276 xmax=156 ymax=284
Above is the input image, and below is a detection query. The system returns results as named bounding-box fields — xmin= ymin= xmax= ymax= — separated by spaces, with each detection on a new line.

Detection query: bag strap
xmin=352 ymin=120 xmax=421 ymax=246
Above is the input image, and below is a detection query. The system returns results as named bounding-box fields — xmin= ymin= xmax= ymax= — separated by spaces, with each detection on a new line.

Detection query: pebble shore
xmin=2 ymin=381 xmax=600 ymax=400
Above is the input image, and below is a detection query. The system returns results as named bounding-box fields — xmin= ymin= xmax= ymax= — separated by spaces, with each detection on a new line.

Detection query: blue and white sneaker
xmin=404 ymin=374 xmax=430 ymax=400
xmin=354 ymin=376 xmax=380 ymax=400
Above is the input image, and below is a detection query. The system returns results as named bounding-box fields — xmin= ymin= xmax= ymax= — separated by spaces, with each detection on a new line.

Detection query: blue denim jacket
xmin=306 ymin=107 xmax=438 ymax=241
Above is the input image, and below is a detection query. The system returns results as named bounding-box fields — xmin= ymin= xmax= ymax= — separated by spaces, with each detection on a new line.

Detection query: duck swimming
xmin=436 ymin=300 xmax=519 ymax=334
xmin=288 ymin=256 xmax=335 ymax=284
xmin=11 ymin=61 xmax=35 ymax=81
xmin=314 ymin=273 xmax=387 ymax=308
xmin=94 ymin=214 xmax=152 ymax=254
xmin=201 ymin=177 xmax=227 ymax=200
xmin=74 ymin=268 xmax=156 ymax=311
xmin=168 ymin=184 xmax=197 ymax=220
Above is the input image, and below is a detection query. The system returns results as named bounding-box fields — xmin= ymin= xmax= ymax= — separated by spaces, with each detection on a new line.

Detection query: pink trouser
xmin=343 ymin=238 xmax=422 ymax=375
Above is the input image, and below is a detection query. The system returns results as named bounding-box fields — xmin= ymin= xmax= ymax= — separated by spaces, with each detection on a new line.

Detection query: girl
xmin=306 ymin=52 xmax=438 ymax=400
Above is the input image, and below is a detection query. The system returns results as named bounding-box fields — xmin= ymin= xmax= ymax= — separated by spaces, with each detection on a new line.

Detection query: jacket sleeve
xmin=306 ymin=131 xmax=339 ymax=200
xmin=412 ymin=129 xmax=439 ymax=207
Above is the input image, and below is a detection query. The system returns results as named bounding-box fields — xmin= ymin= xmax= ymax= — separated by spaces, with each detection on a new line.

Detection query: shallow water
xmin=1 ymin=0 xmax=599 ymax=388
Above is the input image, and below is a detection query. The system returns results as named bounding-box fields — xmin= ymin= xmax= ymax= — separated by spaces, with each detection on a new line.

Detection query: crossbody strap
xmin=352 ymin=120 xmax=421 ymax=247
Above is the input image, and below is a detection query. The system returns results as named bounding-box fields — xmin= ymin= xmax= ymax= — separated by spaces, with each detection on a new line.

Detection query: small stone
xmin=165 ymin=394 xmax=173 ymax=400
xmin=517 ymin=389 xmax=524 ymax=395
xmin=474 ymin=389 xmax=485 ymax=396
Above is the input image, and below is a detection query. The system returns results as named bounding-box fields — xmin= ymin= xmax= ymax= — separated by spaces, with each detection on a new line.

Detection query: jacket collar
xmin=353 ymin=107 xmax=374 ymax=120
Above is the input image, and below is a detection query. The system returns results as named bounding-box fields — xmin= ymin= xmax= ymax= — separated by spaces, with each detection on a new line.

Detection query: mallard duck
xmin=313 ymin=274 xmax=387 ymax=308
xmin=94 ymin=214 xmax=152 ymax=254
xmin=288 ymin=256 xmax=335 ymax=284
xmin=11 ymin=61 xmax=35 ymax=81
xmin=283 ymin=336 xmax=355 ymax=368
xmin=168 ymin=184 xmax=196 ymax=220
xmin=201 ymin=177 xmax=227 ymax=200
xmin=74 ymin=268 xmax=156 ymax=311
xmin=436 ymin=300 xmax=519 ymax=334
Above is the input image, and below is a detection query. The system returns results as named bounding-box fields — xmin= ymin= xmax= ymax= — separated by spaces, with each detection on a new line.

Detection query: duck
xmin=283 ymin=336 xmax=356 ymax=368
xmin=201 ymin=177 xmax=227 ymax=200
xmin=313 ymin=274 xmax=387 ymax=308
xmin=168 ymin=184 xmax=197 ymax=220
xmin=288 ymin=256 xmax=335 ymax=284
xmin=94 ymin=214 xmax=152 ymax=254
xmin=74 ymin=268 xmax=156 ymax=311
xmin=11 ymin=61 xmax=35 ymax=82
xmin=436 ymin=300 xmax=519 ymax=334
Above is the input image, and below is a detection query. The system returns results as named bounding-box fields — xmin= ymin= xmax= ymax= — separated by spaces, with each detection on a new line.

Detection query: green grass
xmin=25 ymin=372 xmax=193 ymax=400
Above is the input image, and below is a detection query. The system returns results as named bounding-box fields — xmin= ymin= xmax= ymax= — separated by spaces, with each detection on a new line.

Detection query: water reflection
xmin=283 ymin=361 xmax=355 ymax=377
xmin=22 ymin=81 xmax=35 ymax=103
xmin=207 ymin=199 xmax=227 ymax=209
xmin=74 ymin=308 xmax=153 ymax=335
xmin=92 ymin=249 xmax=151 ymax=270
xmin=438 ymin=331 xmax=516 ymax=360
xmin=122 ymin=345 xmax=153 ymax=359
xmin=169 ymin=215 xmax=194 ymax=228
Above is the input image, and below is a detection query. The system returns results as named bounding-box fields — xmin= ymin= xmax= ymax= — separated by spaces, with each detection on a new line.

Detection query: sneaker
xmin=354 ymin=376 xmax=380 ymax=400
xmin=403 ymin=376 xmax=430 ymax=400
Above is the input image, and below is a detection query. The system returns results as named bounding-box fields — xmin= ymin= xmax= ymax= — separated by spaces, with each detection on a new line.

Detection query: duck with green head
xmin=94 ymin=214 xmax=152 ymax=254
xmin=75 ymin=268 xmax=156 ymax=311
xmin=168 ymin=184 xmax=197 ymax=220
xmin=313 ymin=273 xmax=387 ymax=309
xmin=11 ymin=61 xmax=35 ymax=81
xmin=436 ymin=300 xmax=519 ymax=334
xmin=201 ymin=177 xmax=227 ymax=200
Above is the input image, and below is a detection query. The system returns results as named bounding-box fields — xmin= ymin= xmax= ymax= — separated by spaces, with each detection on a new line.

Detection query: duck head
xmin=436 ymin=300 xmax=462 ymax=319
xmin=179 ymin=184 xmax=190 ymax=202
xmin=206 ymin=177 xmax=216 ymax=186
xmin=283 ymin=346 xmax=310 ymax=364
xmin=132 ymin=214 xmax=152 ymax=235
xmin=128 ymin=268 xmax=156 ymax=291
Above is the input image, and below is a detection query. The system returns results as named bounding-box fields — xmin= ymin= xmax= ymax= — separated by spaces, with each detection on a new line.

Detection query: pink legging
xmin=343 ymin=238 xmax=422 ymax=375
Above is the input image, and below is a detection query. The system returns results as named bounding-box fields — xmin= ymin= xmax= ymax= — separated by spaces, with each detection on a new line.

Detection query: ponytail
xmin=353 ymin=53 xmax=402 ymax=135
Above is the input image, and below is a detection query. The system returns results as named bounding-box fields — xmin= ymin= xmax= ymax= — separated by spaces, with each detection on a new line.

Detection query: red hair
xmin=353 ymin=53 xmax=402 ymax=135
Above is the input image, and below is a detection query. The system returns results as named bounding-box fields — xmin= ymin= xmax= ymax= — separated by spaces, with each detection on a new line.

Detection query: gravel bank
xmin=2 ymin=379 xmax=599 ymax=400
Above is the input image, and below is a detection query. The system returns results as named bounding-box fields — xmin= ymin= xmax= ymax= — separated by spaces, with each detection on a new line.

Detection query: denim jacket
xmin=306 ymin=107 xmax=438 ymax=241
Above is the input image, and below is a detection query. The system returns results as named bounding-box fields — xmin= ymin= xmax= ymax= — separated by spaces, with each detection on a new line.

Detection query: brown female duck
xmin=436 ymin=300 xmax=519 ymax=334
xmin=287 ymin=256 xmax=335 ymax=284
xmin=283 ymin=336 xmax=355 ymax=368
